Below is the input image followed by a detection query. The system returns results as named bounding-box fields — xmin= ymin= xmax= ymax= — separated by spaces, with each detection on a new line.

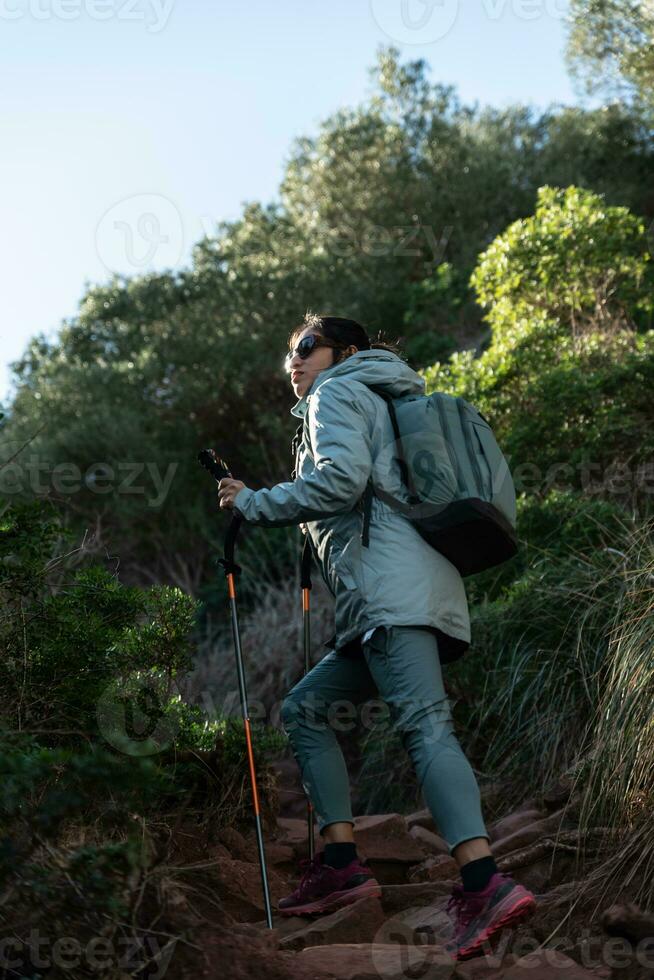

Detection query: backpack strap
xmin=360 ymin=386 xmax=421 ymax=548
xmin=290 ymin=420 xmax=304 ymax=481
xmin=292 ymin=419 xmax=315 ymax=585
xmin=292 ymin=389 xmax=417 ymax=551
xmin=360 ymin=478 xmax=374 ymax=548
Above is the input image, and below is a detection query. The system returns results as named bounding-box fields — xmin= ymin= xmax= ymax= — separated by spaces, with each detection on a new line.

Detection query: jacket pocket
xmin=332 ymin=550 xmax=357 ymax=591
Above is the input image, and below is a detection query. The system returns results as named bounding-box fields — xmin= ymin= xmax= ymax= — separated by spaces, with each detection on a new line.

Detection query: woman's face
xmin=287 ymin=327 xmax=354 ymax=399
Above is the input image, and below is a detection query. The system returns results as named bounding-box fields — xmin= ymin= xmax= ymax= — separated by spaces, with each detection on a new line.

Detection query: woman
xmin=217 ymin=313 xmax=536 ymax=960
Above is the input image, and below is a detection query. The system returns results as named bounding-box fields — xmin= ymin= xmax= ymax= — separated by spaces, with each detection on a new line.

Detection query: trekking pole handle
xmin=198 ymin=448 xmax=233 ymax=482
xmin=197 ymin=449 xmax=243 ymax=577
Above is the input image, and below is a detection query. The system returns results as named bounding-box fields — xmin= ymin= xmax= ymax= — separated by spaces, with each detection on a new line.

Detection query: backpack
xmin=291 ymin=387 xmax=519 ymax=578
xmin=359 ymin=387 xmax=518 ymax=576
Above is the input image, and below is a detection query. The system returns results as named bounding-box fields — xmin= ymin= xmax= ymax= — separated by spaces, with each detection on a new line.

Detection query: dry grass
xmin=183 ymin=564 xmax=336 ymax=720
xmin=569 ymin=515 xmax=654 ymax=911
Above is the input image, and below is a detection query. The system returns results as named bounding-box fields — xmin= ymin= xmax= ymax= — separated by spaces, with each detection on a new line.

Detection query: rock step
xmin=293 ymin=944 xmax=601 ymax=979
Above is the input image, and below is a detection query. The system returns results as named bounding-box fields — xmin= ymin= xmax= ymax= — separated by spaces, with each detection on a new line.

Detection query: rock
xmin=602 ymin=901 xmax=654 ymax=945
xmin=277 ymin=812 xmax=429 ymax=881
xmin=404 ymin=807 xmax=437 ymax=833
xmin=454 ymin=953 xmax=517 ymax=977
xmin=506 ymin=858 xmax=552 ymax=895
xmin=508 ymin=850 xmax=577 ymax=894
xmin=381 ymin=881 xmax=455 ymax=916
xmin=542 ymin=777 xmax=575 ymax=811
xmin=478 ymin=781 xmax=507 ymax=813
xmin=601 ymin=902 xmax=654 ymax=979
xmin=352 ymin=813 xmax=427 ymax=884
xmin=408 ymin=853 xmax=460 ymax=884
xmin=277 ymin=949 xmax=337 ymax=980
xmin=276 ymin=816 xmax=317 ymax=840
xmin=491 ymin=808 xmax=577 ymax=858
xmin=265 ymin=840 xmax=296 ymax=866
xmin=390 ymin=901 xmax=454 ymax=947
xmin=214 ymin=857 xmax=288 ymax=922
xmin=527 ymin=880 xmax=585 ymax=943
xmin=486 ymin=809 xmax=546 ymax=844
xmin=503 ymin=949 xmax=601 ymax=978
xmin=276 ymin=816 xmax=321 ymax=853
xmin=176 ymin=921 xmax=318 ymax=980
xmin=353 ymin=814 xmax=426 ymax=859
xmin=217 ymin=826 xmax=251 ymax=862
xmin=296 ymin=942 xmax=455 ymax=979
xmin=278 ymin=794 xmax=311 ymax=821
xmin=278 ymin=950 xmax=338 ymax=980
xmin=553 ymin=928 xmax=612 ymax=978
xmin=279 ymin=896 xmax=385 ymax=951
xmin=253 ymin=912 xmax=317 ymax=940
xmin=273 ymin=756 xmax=312 ymax=821
xmin=208 ymin=842 xmax=232 ymax=862
xmin=519 ymin=796 xmax=544 ymax=812
xmin=409 ymin=825 xmax=450 ymax=855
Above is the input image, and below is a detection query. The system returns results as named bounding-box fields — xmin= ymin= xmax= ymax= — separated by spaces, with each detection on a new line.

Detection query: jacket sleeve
xmin=232 ymin=379 xmax=374 ymax=526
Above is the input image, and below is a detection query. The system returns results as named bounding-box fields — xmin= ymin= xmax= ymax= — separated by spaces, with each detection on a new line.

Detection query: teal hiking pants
xmin=280 ymin=625 xmax=490 ymax=857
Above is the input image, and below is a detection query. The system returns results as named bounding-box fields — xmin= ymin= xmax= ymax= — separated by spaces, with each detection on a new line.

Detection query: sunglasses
xmin=284 ymin=333 xmax=346 ymax=371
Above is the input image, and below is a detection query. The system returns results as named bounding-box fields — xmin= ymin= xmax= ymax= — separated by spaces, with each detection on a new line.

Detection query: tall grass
xmin=356 ymin=500 xmax=646 ymax=835
xmin=571 ymin=515 xmax=654 ymax=910
xmin=464 ymin=545 xmax=622 ymax=801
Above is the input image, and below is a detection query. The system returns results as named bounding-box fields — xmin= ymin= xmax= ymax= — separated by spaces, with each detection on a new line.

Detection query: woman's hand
xmin=218 ymin=478 xmax=247 ymax=511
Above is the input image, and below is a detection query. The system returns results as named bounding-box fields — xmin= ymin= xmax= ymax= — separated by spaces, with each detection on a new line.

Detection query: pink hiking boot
xmin=277 ymin=850 xmax=382 ymax=916
xmin=444 ymin=871 xmax=537 ymax=960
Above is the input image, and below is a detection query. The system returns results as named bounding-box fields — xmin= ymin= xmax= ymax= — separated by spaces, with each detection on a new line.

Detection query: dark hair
xmin=288 ymin=312 xmax=404 ymax=366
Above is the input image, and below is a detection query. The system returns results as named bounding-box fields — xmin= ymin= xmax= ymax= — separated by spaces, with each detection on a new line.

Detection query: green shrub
xmin=0 ymin=494 xmax=285 ymax=960
xmin=423 ymin=187 xmax=654 ymax=515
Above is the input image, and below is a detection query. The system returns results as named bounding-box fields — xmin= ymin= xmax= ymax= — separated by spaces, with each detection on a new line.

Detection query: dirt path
xmin=175 ymin=756 xmax=653 ymax=979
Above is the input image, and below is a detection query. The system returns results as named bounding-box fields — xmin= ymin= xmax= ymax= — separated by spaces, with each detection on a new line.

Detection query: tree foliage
xmin=1 ymin=47 xmax=653 ymax=598
xmin=565 ymin=0 xmax=654 ymax=114
xmin=425 ymin=184 xmax=654 ymax=508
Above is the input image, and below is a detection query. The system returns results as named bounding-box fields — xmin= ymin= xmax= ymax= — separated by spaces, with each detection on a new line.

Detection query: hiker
xmin=217 ymin=312 xmax=536 ymax=959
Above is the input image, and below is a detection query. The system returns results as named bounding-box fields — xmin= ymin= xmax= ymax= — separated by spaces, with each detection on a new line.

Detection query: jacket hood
xmin=290 ymin=349 xmax=425 ymax=419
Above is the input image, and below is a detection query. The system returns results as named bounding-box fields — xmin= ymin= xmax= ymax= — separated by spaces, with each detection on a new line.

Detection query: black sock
xmin=323 ymin=842 xmax=358 ymax=869
xmin=460 ymin=856 xmax=498 ymax=892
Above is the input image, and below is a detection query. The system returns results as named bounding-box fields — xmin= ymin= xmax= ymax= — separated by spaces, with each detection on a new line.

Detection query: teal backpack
xmin=291 ymin=387 xmax=518 ymax=578
xmin=358 ymin=387 xmax=518 ymax=576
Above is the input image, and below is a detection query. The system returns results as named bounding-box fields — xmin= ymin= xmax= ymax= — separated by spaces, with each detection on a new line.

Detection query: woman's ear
xmin=333 ymin=344 xmax=358 ymax=365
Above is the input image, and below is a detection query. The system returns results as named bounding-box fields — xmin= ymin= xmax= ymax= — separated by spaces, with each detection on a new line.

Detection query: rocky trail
xmin=179 ymin=754 xmax=653 ymax=980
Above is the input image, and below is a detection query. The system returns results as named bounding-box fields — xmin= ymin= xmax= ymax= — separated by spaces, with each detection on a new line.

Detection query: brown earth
xmin=162 ymin=755 xmax=653 ymax=979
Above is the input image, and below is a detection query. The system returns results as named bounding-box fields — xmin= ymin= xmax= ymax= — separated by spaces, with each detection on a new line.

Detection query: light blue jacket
xmin=233 ymin=350 xmax=470 ymax=662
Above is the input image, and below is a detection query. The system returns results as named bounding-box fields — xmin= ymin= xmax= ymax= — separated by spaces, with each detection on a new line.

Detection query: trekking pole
xmin=300 ymin=534 xmax=315 ymax=860
xmin=198 ymin=449 xmax=274 ymax=930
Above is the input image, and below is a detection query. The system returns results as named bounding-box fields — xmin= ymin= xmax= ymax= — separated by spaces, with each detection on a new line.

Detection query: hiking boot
xmin=444 ymin=871 xmax=537 ymax=960
xmin=277 ymin=850 xmax=382 ymax=916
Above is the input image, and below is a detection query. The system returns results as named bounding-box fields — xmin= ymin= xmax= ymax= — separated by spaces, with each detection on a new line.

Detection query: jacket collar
xmin=289 ymin=350 xmax=377 ymax=420
xmin=290 ymin=398 xmax=309 ymax=420
xmin=289 ymin=349 xmax=424 ymax=420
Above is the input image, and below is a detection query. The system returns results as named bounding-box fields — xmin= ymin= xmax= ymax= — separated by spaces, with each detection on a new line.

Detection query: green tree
xmin=3 ymin=48 xmax=653 ymax=594
xmin=425 ymin=184 xmax=654 ymax=511
xmin=565 ymin=0 xmax=654 ymax=115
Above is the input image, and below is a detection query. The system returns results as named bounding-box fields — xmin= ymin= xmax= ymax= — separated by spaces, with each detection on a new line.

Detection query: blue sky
xmin=0 ymin=0 xmax=603 ymax=405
